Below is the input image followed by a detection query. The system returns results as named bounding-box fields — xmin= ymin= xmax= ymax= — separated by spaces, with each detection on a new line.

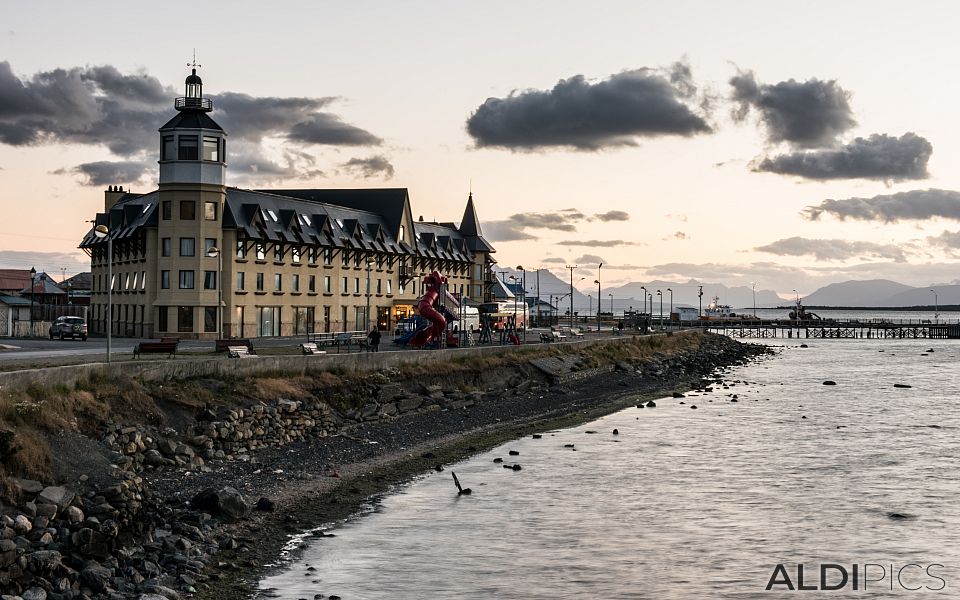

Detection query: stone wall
xmin=0 ymin=335 xmax=647 ymax=392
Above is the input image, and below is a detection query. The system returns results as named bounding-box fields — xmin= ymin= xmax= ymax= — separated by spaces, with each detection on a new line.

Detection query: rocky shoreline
xmin=0 ymin=332 xmax=769 ymax=600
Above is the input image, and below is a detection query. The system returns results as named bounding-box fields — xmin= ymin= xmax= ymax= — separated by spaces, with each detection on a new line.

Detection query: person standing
xmin=368 ymin=328 xmax=381 ymax=352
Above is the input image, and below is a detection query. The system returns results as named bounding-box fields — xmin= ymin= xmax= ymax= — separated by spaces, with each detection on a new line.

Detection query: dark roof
xmin=460 ymin=193 xmax=482 ymax=237
xmin=224 ymin=189 xmax=407 ymax=254
xmin=23 ymin=273 xmax=66 ymax=295
xmin=260 ymin=189 xmax=410 ymax=240
xmin=0 ymin=269 xmax=31 ymax=292
xmin=159 ymin=111 xmax=224 ymax=132
xmin=62 ymin=272 xmax=92 ymax=290
xmin=0 ymin=293 xmax=30 ymax=306
xmin=79 ymin=192 xmax=158 ymax=248
xmin=413 ymin=221 xmax=473 ymax=263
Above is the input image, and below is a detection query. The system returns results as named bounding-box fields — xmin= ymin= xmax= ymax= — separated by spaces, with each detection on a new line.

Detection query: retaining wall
xmin=0 ymin=334 xmax=667 ymax=392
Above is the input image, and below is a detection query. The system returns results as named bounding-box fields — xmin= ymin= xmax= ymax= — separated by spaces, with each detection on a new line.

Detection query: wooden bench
xmin=539 ymin=332 xmax=553 ymax=343
xmin=569 ymin=328 xmax=584 ymax=338
xmin=216 ymin=338 xmax=253 ymax=353
xmin=160 ymin=336 xmax=180 ymax=344
xmin=552 ymin=330 xmax=566 ymax=342
xmin=227 ymin=345 xmax=256 ymax=358
xmin=133 ymin=341 xmax=177 ymax=359
xmin=300 ymin=342 xmax=327 ymax=355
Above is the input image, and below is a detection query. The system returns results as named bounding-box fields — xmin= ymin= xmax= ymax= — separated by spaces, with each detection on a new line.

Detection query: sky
xmin=3 ymin=1 xmax=960 ymax=297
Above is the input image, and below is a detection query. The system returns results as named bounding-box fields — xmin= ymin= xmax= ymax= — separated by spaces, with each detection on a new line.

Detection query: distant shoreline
xmin=770 ymin=305 xmax=960 ymax=311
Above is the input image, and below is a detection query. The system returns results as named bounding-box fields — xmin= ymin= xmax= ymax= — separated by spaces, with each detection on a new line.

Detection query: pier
xmin=666 ymin=319 xmax=960 ymax=339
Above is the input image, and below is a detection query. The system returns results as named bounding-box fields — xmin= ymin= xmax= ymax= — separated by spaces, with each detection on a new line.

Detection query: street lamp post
xmin=751 ymin=281 xmax=757 ymax=319
xmin=609 ymin=293 xmax=613 ymax=315
xmin=565 ymin=266 xmax=577 ymax=331
xmin=509 ymin=275 xmax=518 ymax=337
xmin=596 ymin=262 xmax=603 ymax=332
xmin=657 ymin=289 xmax=663 ymax=330
xmin=698 ymin=285 xmax=703 ymax=319
xmin=516 ymin=265 xmax=526 ymax=343
xmin=366 ymin=259 xmax=374 ymax=332
xmin=640 ymin=286 xmax=647 ymax=316
xmin=28 ymin=266 xmax=36 ymax=337
xmin=93 ymin=225 xmax=112 ymax=362
xmin=206 ymin=246 xmax=223 ymax=340
xmin=667 ymin=288 xmax=673 ymax=327
xmin=931 ymin=289 xmax=939 ymax=322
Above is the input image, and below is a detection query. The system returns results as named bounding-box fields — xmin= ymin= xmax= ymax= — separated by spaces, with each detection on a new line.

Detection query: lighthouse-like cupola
xmin=159 ymin=64 xmax=226 ymax=186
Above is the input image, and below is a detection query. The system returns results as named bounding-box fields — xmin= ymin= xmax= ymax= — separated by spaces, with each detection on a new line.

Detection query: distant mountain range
xmin=802 ymin=279 xmax=960 ymax=307
xmin=497 ymin=270 xmax=958 ymax=310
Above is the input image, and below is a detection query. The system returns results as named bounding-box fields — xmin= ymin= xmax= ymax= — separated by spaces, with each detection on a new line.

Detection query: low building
xmin=79 ymin=68 xmax=497 ymax=339
xmin=0 ymin=294 xmax=30 ymax=337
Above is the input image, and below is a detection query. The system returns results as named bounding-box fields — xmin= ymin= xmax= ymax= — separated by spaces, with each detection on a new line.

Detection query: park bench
xmin=227 ymin=345 xmax=256 ymax=358
xmin=215 ymin=338 xmax=253 ymax=353
xmin=334 ymin=331 xmax=368 ymax=353
xmin=551 ymin=330 xmax=566 ymax=342
xmin=300 ymin=342 xmax=327 ymax=355
xmin=568 ymin=328 xmax=584 ymax=338
xmin=160 ymin=336 xmax=180 ymax=344
xmin=133 ymin=341 xmax=177 ymax=359
xmin=307 ymin=332 xmax=337 ymax=347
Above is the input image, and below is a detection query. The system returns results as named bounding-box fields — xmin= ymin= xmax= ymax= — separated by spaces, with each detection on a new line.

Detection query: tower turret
xmin=159 ymin=65 xmax=226 ymax=186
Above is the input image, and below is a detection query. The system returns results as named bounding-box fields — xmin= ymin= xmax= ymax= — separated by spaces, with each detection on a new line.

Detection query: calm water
xmin=259 ymin=339 xmax=960 ymax=598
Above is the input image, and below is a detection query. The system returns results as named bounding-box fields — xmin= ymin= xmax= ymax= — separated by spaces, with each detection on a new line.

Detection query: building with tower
xmin=79 ymin=67 xmax=496 ymax=339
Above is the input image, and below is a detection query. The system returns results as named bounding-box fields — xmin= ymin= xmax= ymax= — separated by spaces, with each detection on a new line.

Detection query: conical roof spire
xmin=460 ymin=192 xmax=482 ymax=237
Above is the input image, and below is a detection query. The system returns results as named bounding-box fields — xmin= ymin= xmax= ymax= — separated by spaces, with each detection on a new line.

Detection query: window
xmin=204 ymin=271 xmax=216 ymax=289
xmin=180 ymin=201 xmax=196 ymax=220
xmin=178 ymin=135 xmax=199 ymax=160
xmin=292 ymin=274 xmax=300 ymax=293
xmin=355 ymin=306 xmax=365 ymax=330
xmin=309 ymin=275 xmax=316 ymax=292
xmin=354 ymin=277 xmax=360 ymax=294
xmin=257 ymin=306 xmax=279 ymax=337
xmin=162 ymin=136 xmax=175 ymax=161
xmin=341 ymin=276 xmax=348 ymax=293
xmin=236 ymin=241 xmax=247 ymax=259
xmin=386 ymin=280 xmax=392 ymax=295
xmin=308 ymin=247 xmax=316 ymax=264
xmin=376 ymin=279 xmax=382 ymax=294
xmin=398 ymin=225 xmax=405 ymax=240
xmin=235 ymin=305 xmax=244 ymax=338
xmin=161 ymin=238 xmax=171 ymax=257
xmin=274 ymin=244 xmax=283 ymax=262
xmin=291 ymin=246 xmax=301 ymax=263
xmin=294 ymin=307 xmax=311 ymax=335
xmin=256 ymin=243 xmax=266 ymax=261
xmin=202 ymin=137 xmax=219 ymax=161
xmin=204 ymin=238 xmax=216 ymax=256
xmin=354 ymin=253 xmax=361 ymax=268
xmin=204 ymin=201 xmax=218 ymax=221
xmin=162 ymin=201 xmax=172 ymax=220
xmin=256 ymin=273 xmax=264 ymax=291
xmin=341 ymin=306 xmax=348 ymax=332
xmin=177 ymin=306 xmax=194 ymax=333
xmin=324 ymin=248 xmax=333 ymax=265
xmin=323 ymin=306 xmax=331 ymax=333
xmin=179 ymin=270 xmax=195 ymax=289
xmin=180 ymin=238 xmax=195 ymax=257
xmin=158 ymin=307 xmax=168 ymax=332
xmin=274 ymin=273 xmax=282 ymax=291
xmin=377 ymin=255 xmax=384 ymax=270
xmin=141 ymin=271 xmax=146 ymax=291
xmin=236 ymin=272 xmax=245 ymax=291
xmin=324 ymin=276 xmax=331 ymax=293
xmin=342 ymin=251 xmax=350 ymax=267
xmin=161 ymin=270 xmax=170 ymax=289
xmin=221 ymin=139 xmax=226 ymax=163
xmin=204 ymin=307 xmax=217 ymax=333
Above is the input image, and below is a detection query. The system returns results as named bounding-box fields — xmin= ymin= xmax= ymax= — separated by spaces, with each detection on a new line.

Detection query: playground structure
xmin=407 ymin=271 xmax=462 ymax=348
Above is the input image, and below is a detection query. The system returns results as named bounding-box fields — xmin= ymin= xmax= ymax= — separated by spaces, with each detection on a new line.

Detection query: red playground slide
xmin=409 ymin=271 xmax=450 ymax=348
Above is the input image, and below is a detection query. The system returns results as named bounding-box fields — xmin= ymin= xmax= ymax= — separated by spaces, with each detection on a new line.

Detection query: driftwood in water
xmin=451 ymin=471 xmax=471 ymax=495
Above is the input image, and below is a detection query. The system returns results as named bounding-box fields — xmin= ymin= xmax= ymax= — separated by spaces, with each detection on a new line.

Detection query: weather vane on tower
xmin=187 ymin=49 xmax=201 ymax=70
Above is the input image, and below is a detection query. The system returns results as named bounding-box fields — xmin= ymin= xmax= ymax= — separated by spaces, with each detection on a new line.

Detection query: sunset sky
xmin=3 ymin=1 xmax=960 ymax=296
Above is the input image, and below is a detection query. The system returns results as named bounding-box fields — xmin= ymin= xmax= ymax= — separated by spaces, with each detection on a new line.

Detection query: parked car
xmin=49 ymin=316 xmax=88 ymax=341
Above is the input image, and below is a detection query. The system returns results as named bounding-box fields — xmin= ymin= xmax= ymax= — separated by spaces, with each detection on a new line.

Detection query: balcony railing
xmin=175 ymin=97 xmax=213 ymax=111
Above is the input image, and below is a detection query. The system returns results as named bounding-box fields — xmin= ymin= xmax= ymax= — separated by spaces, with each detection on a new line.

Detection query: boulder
xmin=80 ymin=563 xmax=113 ymax=592
xmin=191 ymin=487 xmax=250 ymax=522
xmin=37 ymin=486 xmax=73 ymax=510
xmin=22 ymin=587 xmax=47 ymax=600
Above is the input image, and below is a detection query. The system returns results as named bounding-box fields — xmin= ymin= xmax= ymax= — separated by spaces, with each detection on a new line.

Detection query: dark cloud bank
xmin=467 ymin=63 xmax=711 ymax=151
xmin=731 ymin=70 xmax=931 ymax=181
xmin=754 ymin=236 xmax=907 ymax=262
xmin=805 ymin=189 xmax=960 ymax=223
xmin=0 ymin=61 xmax=385 ymax=185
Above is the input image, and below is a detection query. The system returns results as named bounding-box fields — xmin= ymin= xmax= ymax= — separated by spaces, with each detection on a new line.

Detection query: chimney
xmin=104 ymin=185 xmax=126 ymax=211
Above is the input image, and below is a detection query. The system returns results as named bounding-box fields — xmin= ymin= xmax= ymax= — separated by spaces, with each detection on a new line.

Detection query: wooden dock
xmin=666 ymin=319 xmax=960 ymax=339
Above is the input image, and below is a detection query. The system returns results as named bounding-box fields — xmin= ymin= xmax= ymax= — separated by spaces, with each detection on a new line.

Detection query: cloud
xmin=341 ymin=155 xmax=395 ymax=179
xmin=925 ymin=230 xmax=960 ymax=253
xmin=556 ymin=239 xmax=639 ymax=247
xmin=541 ymin=257 xmax=567 ymax=264
xmin=572 ymin=254 xmax=606 ymax=265
xmin=466 ymin=62 xmax=711 ymax=151
xmin=227 ymin=142 xmax=325 ymax=184
xmin=754 ymin=236 xmax=908 ymax=262
xmin=483 ymin=208 xmax=590 ymax=242
xmin=804 ymin=189 xmax=960 ymax=222
xmin=66 ymin=161 xmax=152 ymax=186
xmin=593 ymin=210 xmax=630 ymax=222
xmin=730 ymin=70 xmax=856 ymax=148
xmin=0 ymin=61 xmax=384 ymax=183
xmin=663 ymin=231 xmax=687 ymax=241
xmin=0 ymin=249 xmax=90 ymax=273
xmin=755 ymin=133 xmax=931 ymax=181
